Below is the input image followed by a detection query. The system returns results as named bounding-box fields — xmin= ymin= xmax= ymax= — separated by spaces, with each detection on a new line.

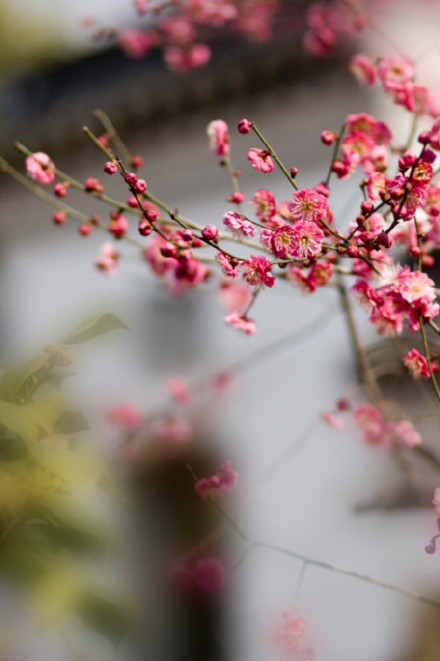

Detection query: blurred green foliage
xmin=0 ymin=313 xmax=128 ymax=643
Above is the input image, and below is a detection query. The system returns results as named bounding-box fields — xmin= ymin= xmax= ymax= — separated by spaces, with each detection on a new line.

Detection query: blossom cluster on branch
xmin=84 ymin=0 xmax=382 ymax=73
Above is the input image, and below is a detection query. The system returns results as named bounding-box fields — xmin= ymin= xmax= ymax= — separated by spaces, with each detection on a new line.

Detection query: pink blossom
xmin=106 ymin=403 xmax=143 ymax=429
xmin=118 ymin=29 xmax=151 ymax=58
xmin=135 ymin=0 xmax=148 ymax=16
xmin=164 ymin=43 xmax=211 ymax=72
xmin=168 ymin=376 xmax=192 ymax=405
xmin=390 ymin=419 xmax=422 ymax=448
xmin=289 ymin=261 xmax=334 ymax=293
xmin=403 ymin=348 xmax=435 ymax=379
xmin=323 ymin=412 xmax=345 ymax=429
xmin=216 ymin=253 xmax=241 ymax=278
xmin=273 ymin=612 xmax=315 ymax=661
xmin=26 ymin=152 xmax=55 ymax=185
xmin=349 ymin=53 xmax=377 ymax=86
xmin=397 ymin=269 xmax=436 ymax=304
xmin=195 ymin=461 xmax=239 ymax=496
xmin=153 ymin=416 xmax=192 ymax=444
xmin=272 ymin=222 xmax=324 ymax=260
xmin=394 ymin=84 xmax=440 ymax=117
xmin=292 ymin=221 xmax=324 ymax=259
xmin=109 ymin=213 xmax=129 ymax=238
xmin=355 ymin=405 xmax=422 ymax=449
xmin=355 ymin=404 xmax=387 ymax=446
xmin=242 ymin=255 xmax=275 ymax=288
xmin=346 ymin=113 xmax=392 ymax=145
xmin=95 ymin=242 xmax=119 ymax=274
xmin=377 ymin=55 xmax=415 ymax=90
xmin=173 ymin=256 xmax=208 ymax=291
xmin=219 ymin=281 xmax=253 ymax=314
xmin=288 ymin=189 xmax=328 ymax=223
xmin=366 ymin=171 xmax=387 ymax=201
xmin=253 ymin=189 xmax=277 ymax=222
xmin=223 ymin=211 xmax=256 ymax=237
xmin=207 ymin=119 xmax=230 ymax=157
xmin=247 ymin=148 xmax=275 ymax=173
xmin=225 ymin=312 xmax=256 ymax=335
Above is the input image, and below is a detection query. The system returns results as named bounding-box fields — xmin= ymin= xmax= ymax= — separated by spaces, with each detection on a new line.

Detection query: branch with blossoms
xmin=8 ymin=38 xmax=440 ymax=658
xmin=83 ymin=0 xmax=379 ymax=74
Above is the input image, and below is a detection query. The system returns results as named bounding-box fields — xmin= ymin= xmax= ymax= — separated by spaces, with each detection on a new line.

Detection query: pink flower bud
xmin=131 ymin=154 xmax=145 ymax=169
xmin=85 ymin=177 xmax=104 ymax=193
xmin=237 ymin=118 xmax=252 ymax=134
xmin=138 ymin=219 xmax=153 ymax=236
xmin=202 ymin=225 xmax=219 ymax=242
xmin=160 ymin=242 xmax=178 ymax=258
xmin=104 ymin=160 xmax=118 ymax=175
xmin=361 ymin=201 xmax=374 ymax=214
xmin=135 ymin=178 xmax=148 ymax=194
xmin=109 ymin=214 xmax=129 ymax=238
xmin=321 ymin=130 xmax=336 ymax=145
xmin=26 ymin=152 xmax=55 ymax=185
xmin=54 ymin=182 xmax=70 ymax=198
xmin=228 ymin=191 xmax=245 ymax=204
xmin=53 ymin=211 xmax=67 ymax=225
xmin=79 ymin=224 xmax=92 ymax=236
xmin=124 ymin=172 xmax=138 ymax=186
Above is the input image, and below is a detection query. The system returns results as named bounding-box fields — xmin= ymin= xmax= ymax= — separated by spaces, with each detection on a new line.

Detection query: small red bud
xmin=54 ymin=182 xmax=70 ymax=198
xmin=130 ymin=155 xmax=144 ymax=169
xmin=321 ymin=130 xmax=336 ymax=146
xmin=134 ymin=178 xmax=148 ymax=194
xmin=53 ymin=211 xmax=67 ymax=225
xmin=160 ymin=242 xmax=177 ymax=258
xmin=104 ymin=160 xmax=118 ymax=175
xmin=79 ymin=224 xmax=92 ymax=236
xmin=361 ymin=201 xmax=374 ymax=215
xmin=237 ymin=119 xmax=252 ymax=134
xmin=138 ymin=219 xmax=153 ymax=236
xmin=124 ymin=172 xmax=138 ymax=186
xmin=201 ymin=225 xmax=219 ymax=242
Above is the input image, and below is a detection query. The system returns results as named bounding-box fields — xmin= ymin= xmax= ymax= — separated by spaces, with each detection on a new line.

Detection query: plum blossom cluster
xmin=350 ymin=53 xmax=440 ymax=118
xmin=324 ymin=398 xmax=422 ymax=450
xmin=352 ymin=267 xmax=439 ymax=336
xmin=195 ymin=461 xmax=238 ymax=496
xmin=13 ymin=62 xmax=440 ymax=356
xmin=354 ymin=404 xmax=422 ymax=449
xmin=84 ymin=0 xmax=387 ymax=73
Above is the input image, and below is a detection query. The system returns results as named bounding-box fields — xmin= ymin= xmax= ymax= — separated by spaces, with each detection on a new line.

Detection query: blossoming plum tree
xmin=5 ymin=0 xmax=440 ymax=658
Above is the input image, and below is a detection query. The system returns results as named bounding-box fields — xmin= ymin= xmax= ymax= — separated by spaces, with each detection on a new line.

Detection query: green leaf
xmin=4 ymin=356 xmax=49 ymax=401
xmin=62 ymin=314 xmax=128 ymax=345
xmin=54 ymin=410 xmax=90 ymax=434
xmin=75 ymin=590 xmax=128 ymax=645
